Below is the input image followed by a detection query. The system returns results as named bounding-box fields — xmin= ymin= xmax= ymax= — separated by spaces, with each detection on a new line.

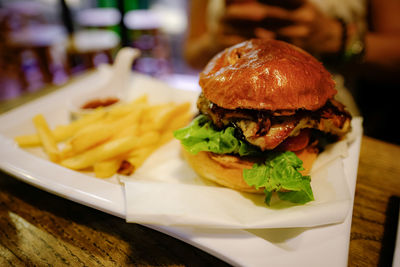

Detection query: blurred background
xmin=0 ymin=0 xmax=196 ymax=100
xmin=0 ymin=0 xmax=399 ymax=145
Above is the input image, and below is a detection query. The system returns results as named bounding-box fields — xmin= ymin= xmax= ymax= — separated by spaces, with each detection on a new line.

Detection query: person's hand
xmin=218 ymin=0 xmax=343 ymax=55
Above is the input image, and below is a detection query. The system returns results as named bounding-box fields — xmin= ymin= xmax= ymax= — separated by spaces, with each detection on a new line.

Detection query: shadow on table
xmin=379 ymin=195 xmax=400 ymax=267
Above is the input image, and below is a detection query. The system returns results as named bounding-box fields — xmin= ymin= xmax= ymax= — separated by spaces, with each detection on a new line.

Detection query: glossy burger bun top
xmin=199 ymin=39 xmax=337 ymax=111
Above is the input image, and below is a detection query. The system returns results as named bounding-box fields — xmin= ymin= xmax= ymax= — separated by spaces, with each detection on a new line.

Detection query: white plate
xmin=0 ymin=71 xmax=362 ymax=266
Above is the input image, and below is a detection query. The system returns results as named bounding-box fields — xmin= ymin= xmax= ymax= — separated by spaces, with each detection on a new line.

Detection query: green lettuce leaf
xmin=174 ymin=115 xmax=314 ymax=205
xmin=173 ymin=115 xmax=259 ymax=156
xmin=243 ymin=152 xmax=314 ymax=205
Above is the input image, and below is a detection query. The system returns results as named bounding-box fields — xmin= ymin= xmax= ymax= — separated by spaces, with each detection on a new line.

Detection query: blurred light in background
xmin=76 ymin=7 xmax=121 ymax=28
xmin=0 ymin=0 xmax=194 ymax=101
xmin=151 ymin=1 xmax=187 ymax=35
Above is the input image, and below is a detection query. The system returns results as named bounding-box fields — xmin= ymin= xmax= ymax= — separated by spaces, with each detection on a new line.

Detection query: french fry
xmin=69 ymin=123 xmax=112 ymax=154
xmin=117 ymin=160 xmax=134 ymax=176
xmin=69 ymin=108 xmax=145 ymax=154
xmin=153 ymin=102 xmax=191 ymax=131
xmin=126 ymin=145 xmax=157 ymax=170
xmin=125 ymin=131 xmax=160 ymax=157
xmin=107 ymin=94 xmax=148 ymax=119
xmin=166 ymin=111 xmax=193 ymax=132
xmin=33 ymin=114 xmax=60 ymax=162
xmin=60 ymin=141 xmax=74 ymax=159
xmin=94 ymin=158 xmax=122 ymax=178
xmin=159 ymin=112 xmax=193 ymax=145
xmin=140 ymin=103 xmax=170 ymax=124
xmin=126 ymin=105 xmax=192 ymax=169
xmin=61 ymin=136 xmax=139 ymax=170
xmin=14 ymin=134 xmax=40 ymax=147
xmin=15 ymin=108 xmax=106 ymax=147
xmin=52 ymin=109 xmax=107 ymax=141
xmin=121 ymin=131 xmax=161 ymax=171
xmin=93 ymin=130 xmax=159 ymax=178
xmin=113 ymin=124 xmax=139 ymax=139
xmin=125 ymin=129 xmax=176 ymax=170
xmin=61 ymin=131 xmax=160 ymax=170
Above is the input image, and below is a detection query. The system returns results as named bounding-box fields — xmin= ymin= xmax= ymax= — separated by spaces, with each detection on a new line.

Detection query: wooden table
xmin=1 ymin=87 xmax=400 ymax=266
xmin=349 ymin=136 xmax=400 ymax=266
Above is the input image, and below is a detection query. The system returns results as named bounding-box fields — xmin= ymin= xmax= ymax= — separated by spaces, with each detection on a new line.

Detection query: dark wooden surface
xmin=348 ymin=136 xmax=400 ymax=266
xmin=1 ymin=136 xmax=399 ymax=266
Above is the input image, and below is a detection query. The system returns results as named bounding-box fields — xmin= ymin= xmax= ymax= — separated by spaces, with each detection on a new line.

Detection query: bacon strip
xmin=236 ymin=118 xmax=297 ymax=150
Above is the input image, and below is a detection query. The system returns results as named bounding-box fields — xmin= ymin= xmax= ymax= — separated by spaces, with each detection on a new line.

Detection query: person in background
xmin=353 ymin=0 xmax=400 ymax=144
xmin=361 ymin=0 xmax=400 ymax=79
xmin=184 ymin=0 xmax=366 ymax=69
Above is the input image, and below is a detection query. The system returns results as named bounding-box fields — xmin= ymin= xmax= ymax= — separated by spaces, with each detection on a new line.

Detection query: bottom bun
xmin=182 ymin=147 xmax=318 ymax=194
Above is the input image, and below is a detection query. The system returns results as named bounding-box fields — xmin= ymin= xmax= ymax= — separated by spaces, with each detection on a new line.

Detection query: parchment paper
xmin=123 ymin=116 xmax=362 ymax=229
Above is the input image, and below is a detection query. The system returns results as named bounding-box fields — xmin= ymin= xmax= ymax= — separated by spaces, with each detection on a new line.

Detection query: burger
xmin=174 ymin=39 xmax=351 ymax=205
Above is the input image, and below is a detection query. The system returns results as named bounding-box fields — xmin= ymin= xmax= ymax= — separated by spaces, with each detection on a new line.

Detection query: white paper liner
xmin=122 ymin=117 xmax=362 ymax=229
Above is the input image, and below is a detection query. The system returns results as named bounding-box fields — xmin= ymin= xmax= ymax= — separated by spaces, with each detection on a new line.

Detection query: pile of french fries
xmin=14 ymin=95 xmax=192 ymax=178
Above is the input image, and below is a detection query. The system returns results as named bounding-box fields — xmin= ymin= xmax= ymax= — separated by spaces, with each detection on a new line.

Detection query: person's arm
xmin=364 ymin=34 xmax=400 ymax=72
xmin=363 ymin=0 xmax=400 ymax=75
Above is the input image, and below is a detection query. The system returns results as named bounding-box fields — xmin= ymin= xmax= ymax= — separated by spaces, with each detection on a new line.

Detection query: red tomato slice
xmin=277 ymin=129 xmax=310 ymax=152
